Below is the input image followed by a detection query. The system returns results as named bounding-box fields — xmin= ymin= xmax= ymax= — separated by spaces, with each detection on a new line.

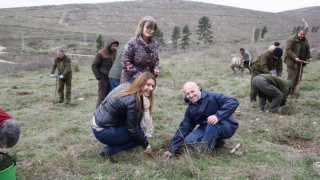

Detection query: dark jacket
xmin=120 ymin=36 xmax=159 ymax=83
xmin=259 ymin=74 xmax=289 ymax=106
xmin=93 ymin=83 xmax=148 ymax=148
xmin=242 ymin=51 xmax=251 ymax=62
xmin=92 ymin=37 xmax=119 ymax=80
xmin=284 ymin=34 xmax=312 ymax=69
xmin=168 ymin=89 xmax=239 ymax=154
xmin=50 ymin=55 xmax=72 ymax=78
xmin=250 ymin=50 xmax=283 ymax=77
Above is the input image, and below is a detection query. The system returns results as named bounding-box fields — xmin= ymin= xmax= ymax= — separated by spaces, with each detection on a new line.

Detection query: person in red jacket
xmin=0 ymin=108 xmax=21 ymax=148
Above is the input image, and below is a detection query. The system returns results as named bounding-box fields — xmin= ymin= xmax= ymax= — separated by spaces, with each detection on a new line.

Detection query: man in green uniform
xmin=249 ymin=48 xmax=283 ymax=103
xmin=50 ymin=50 xmax=72 ymax=104
xmin=252 ymin=74 xmax=293 ymax=114
xmin=284 ymin=28 xmax=312 ymax=96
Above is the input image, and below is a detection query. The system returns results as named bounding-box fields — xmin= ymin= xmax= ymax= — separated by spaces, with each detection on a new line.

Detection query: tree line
xmin=95 ymin=16 xmax=214 ymax=52
xmin=95 ymin=16 xmax=320 ymax=51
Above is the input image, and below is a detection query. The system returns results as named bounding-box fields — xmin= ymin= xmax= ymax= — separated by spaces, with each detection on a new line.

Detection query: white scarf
xmin=140 ymin=95 xmax=154 ymax=137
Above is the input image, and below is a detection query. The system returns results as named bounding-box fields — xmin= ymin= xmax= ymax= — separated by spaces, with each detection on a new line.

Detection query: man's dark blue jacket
xmin=168 ymin=89 xmax=239 ymax=154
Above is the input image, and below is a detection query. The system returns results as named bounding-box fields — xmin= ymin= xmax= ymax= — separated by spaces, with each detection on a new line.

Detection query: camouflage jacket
xmin=250 ymin=50 xmax=283 ymax=77
xmin=284 ymin=34 xmax=312 ymax=69
xmin=51 ymin=55 xmax=72 ymax=78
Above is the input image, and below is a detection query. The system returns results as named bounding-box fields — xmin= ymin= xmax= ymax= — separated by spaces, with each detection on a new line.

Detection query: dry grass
xmin=0 ymin=1 xmax=320 ymax=179
xmin=2 ymin=42 xmax=320 ymax=179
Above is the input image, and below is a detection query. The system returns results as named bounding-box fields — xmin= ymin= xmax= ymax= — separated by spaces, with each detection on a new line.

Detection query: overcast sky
xmin=0 ymin=0 xmax=319 ymax=12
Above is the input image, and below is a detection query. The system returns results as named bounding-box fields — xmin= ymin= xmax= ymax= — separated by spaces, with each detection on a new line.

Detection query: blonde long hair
xmin=116 ymin=72 xmax=156 ymax=116
xmin=135 ymin=16 xmax=158 ymax=38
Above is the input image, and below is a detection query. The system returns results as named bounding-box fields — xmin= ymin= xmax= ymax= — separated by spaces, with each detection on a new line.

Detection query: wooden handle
xmin=230 ymin=143 xmax=241 ymax=154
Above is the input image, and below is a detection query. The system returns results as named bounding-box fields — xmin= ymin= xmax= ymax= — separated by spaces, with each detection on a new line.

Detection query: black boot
xmin=215 ymin=139 xmax=225 ymax=150
xmin=98 ymin=149 xmax=117 ymax=163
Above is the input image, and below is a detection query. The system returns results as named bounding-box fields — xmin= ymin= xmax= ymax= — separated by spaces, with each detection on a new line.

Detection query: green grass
xmin=1 ymin=48 xmax=320 ymax=179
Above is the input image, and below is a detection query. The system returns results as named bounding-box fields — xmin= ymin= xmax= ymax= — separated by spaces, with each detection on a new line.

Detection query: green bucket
xmin=0 ymin=152 xmax=16 ymax=180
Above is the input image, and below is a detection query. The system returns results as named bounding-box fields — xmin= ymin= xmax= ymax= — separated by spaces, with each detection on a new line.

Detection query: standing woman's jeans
xmin=92 ymin=125 xmax=145 ymax=156
xmin=109 ymin=77 xmax=120 ymax=89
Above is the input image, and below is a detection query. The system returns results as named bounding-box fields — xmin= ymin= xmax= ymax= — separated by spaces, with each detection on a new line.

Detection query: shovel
xmin=295 ymin=60 xmax=309 ymax=99
xmin=53 ymin=75 xmax=58 ymax=105
xmin=222 ymin=143 xmax=241 ymax=154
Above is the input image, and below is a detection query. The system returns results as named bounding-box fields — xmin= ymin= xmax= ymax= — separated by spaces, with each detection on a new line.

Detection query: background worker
xmin=50 ymin=49 xmax=72 ymax=104
xmin=284 ymin=28 xmax=312 ymax=96
xmin=252 ymin=74 xmax=293 ymax=114
xmin=92 ymin=37 xmax=119 ymax=108
xmin=249 ymin=48 xmax=283 ymax=104
xmin=239 ymin=48 xmax=251 ymax=73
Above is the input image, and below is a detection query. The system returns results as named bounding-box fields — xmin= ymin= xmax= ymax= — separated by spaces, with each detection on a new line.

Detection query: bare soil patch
xmin=278 ymin=136 xmax=314 ymax=150
xmin=16 ymin=91 xmax=34 ymax=96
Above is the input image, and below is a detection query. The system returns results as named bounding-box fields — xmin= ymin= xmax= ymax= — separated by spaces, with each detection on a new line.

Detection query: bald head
xmin=183 ymin=82 xmax=201 ymax=103
xmin=0 ymin=119 xmax=21 ymax=148
xmin=183 ymin=82 xmax=198 ymax=91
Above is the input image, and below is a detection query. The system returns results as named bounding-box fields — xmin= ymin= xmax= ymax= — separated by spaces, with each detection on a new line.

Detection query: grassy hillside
xmin=1 ymin=46 xmax=320 ymax=179
xmin=0 ymin=1 xmax=320 ymax=179
xmin=0 ymin=0 xmax=319 ymax=66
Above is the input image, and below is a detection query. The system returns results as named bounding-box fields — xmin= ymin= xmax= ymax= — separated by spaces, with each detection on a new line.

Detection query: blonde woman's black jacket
xmin=93 ymin=83 xmax=148 ymax=149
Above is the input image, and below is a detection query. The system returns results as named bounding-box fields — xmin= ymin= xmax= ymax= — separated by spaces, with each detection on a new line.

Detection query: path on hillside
xmin=0 ymin=45 xmax=17 ymax=64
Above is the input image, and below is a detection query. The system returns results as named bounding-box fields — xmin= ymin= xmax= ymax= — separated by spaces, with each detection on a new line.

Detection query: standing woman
xmin=92 ymin=72 xmax=156 ymax=163
xmin=121 ymin=16 xmax=160 ymax=83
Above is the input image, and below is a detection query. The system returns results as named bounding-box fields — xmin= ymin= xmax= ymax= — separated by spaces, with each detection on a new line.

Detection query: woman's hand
xmin=154 ymin=67 xmax=160 ymax=76
xmin=144 ymin=145 xmax=152 ymax=154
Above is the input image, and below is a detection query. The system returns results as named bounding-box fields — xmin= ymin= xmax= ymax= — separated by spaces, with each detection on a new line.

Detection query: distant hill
xmin=0 ymin=0 xmax=319 ymax=57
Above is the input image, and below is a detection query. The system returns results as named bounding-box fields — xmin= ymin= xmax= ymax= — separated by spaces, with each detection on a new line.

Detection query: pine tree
xmin=96 ymin=35 xmax=104 ymax=52
xmin=181 ymin=25 xmax=192 ymax=51
xmin=196 ymin=16 xmax=213 ymax=44
xmin=315 ymin=26 xmax=320 ymax=33
xmin=261 ymin=26 xmax=268 ymax=39
xmin=171 ymin=25 xmax=181 ymax=50
xmin=155 ymin=28 xmax=166 ymax=48
xmin=254 ymin=28 xmax=260 ymax=42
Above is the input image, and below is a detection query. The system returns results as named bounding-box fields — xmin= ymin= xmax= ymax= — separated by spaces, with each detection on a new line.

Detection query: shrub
xmin=72 ymin=63 xmax=80 ymax=72
xmin=316 ymin=52 xmax=320 ymax=60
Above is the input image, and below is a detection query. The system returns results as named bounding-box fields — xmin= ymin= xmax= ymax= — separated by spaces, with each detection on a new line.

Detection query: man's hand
xmin=144 ymin=145 xmax=152 ymax=154
xmin=270 ymin=70 xmax=276 ymax=76
xmin=207 ymin=115 xmax=219 ymax=125
xmin=163 ymin=151 xmax=173 ymax=158
xmin=295 ymin=58 xmax=301 ymax=62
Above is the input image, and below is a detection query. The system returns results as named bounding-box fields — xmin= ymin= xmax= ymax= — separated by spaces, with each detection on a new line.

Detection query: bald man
xmin=164 ymin=82 xmax=239 ymax=158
